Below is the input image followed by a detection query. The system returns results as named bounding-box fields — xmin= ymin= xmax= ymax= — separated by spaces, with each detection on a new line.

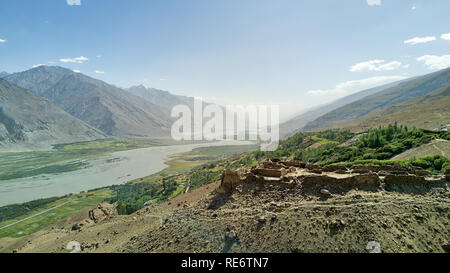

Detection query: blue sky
xmin=0 ymin=0 xmax=449 ymax=120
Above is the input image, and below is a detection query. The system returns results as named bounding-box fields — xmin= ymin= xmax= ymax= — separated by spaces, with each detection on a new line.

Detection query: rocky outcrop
xmin=88 ymin=203 xmax=117 ymax=223
xmin=217 ymin=170 xmax=242 ymax=194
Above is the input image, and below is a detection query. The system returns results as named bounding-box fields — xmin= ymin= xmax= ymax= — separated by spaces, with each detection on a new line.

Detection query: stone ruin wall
xmin=218 ymin=159 xmax=450 ymax=195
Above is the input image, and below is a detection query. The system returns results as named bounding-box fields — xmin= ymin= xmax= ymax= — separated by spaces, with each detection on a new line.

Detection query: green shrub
xmin=442 ymin=162 xmax=450 ymax=172
xmin=411 ymin=158 xmax=431 ymax=169
xmin=434 ymin=157 xmax=446 ymax=171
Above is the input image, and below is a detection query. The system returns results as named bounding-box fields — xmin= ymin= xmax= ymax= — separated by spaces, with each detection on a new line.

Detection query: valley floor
xmin=0 ymin=141 xmax=257 ymax=240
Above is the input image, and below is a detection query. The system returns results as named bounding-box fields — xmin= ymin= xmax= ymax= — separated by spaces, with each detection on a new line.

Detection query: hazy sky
xmin=0 ymin=0 xmax=449 ymax=120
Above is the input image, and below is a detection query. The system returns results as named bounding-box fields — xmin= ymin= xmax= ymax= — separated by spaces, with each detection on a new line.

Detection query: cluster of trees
xmin=189 ymin=169 xmax=222 ymax=189
xmin=359 ymin=124 xmax=426 ymax=148
xmin=263 ymin=129 xmax=354 ymax=159
xmin=356 ymin=124 xmax=446 ymax=160
xmin=407 ymin=155 xmax=449 ymax=172
xmin=109 ymin=165 xmax=225 ymax=215
xmin=108 ymin=182 xmax=158 ymax=215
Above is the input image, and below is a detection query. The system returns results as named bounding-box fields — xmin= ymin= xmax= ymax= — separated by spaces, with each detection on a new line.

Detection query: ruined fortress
xmin=218 ymin=159 xmax=450 ymax=196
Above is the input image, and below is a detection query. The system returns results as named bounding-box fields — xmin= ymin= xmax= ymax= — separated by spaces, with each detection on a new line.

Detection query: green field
xmin=0 ymin=189 xmax=113 ymax=238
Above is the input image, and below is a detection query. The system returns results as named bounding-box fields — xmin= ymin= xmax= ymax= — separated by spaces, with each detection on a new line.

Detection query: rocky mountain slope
xmin=302 ymin=67 xmax=450 ymax=132
xmin=280 ymin=80 xmax=405 ymax=138
xmin=127 ymin=85 xmax=224 ymax=128
xmin=322 ymin=86 xmax=450 ymax=132
xmin=0 ymin=79 xmax=105 ymax=148
xmin=127 ymin=85 xmax=197 ymax=112
xmin=2 ymin=160 xmax=448 ymax=253
xmin=4 ymin=66 xmax=172 ymax=137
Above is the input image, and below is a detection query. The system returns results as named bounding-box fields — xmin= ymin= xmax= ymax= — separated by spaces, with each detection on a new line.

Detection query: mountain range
xmin=4 ymin=66 xmax=172 ymax=137
xmin=0 ymin=79 xmax=105 ymax=149
xmin=279 ymin=79 xmax=407 ymax=138
xmin=280 ymin=67 xmax=450 ymax=136
xmin=326 ymin=85 xmax=450 ymax=132
xmin=302 ymin=67 xmax=450 ymax=132
xmin=1 ymin=64 xmax=449 ymax=150
xmin=127 ymin=85 xmax=197 ymax=112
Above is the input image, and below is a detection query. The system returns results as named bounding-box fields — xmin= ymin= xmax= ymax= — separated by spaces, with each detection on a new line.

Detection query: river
xmin=0 ymin=141 xmax=252 ymax=206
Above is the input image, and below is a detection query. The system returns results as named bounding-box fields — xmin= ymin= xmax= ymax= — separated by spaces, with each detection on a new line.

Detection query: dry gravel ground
xmin=1 ymin=177 xmax=449 ymax=253
xmin=392 ymin=139 xmax=450 ymax=160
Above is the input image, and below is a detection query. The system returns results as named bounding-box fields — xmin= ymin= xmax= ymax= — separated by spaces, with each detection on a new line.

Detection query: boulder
xmin=442 ymin=242 xmax=450 ymax=253
xmin=71 ymin=223 xmax=82 ymax=231
xmin=320 ymin=189 xmax=331 ymax=197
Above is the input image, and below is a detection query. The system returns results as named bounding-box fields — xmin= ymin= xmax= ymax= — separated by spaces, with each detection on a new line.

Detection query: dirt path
xmin=432 ymin=143 xmax=445 ymax=156
xmin=433 ymin=139 xmax=448 ymax=156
